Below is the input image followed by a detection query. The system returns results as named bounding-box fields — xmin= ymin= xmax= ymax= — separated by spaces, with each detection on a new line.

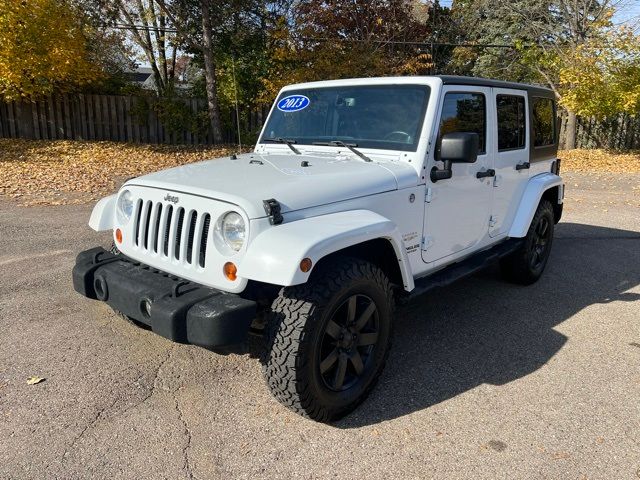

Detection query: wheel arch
xmin=89 ymin=194 xmax=116 ymax=231
xmin=312 ymin=237 xmax=407 ymax=291
xmin=509 ymin=173 xmax=563 ymax=238
xmin=238 ymin=210 xmax=415 ymax=291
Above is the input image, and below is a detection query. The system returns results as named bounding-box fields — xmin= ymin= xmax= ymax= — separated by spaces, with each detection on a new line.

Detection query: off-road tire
xmin=262 ymin=258 xmax=394 ymax=422
xmin=500 ymin=199 xmax=555 ymax=285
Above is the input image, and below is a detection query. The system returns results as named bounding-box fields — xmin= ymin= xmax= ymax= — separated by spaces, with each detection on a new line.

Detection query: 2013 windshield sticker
xmin=277 ymin=95 xmax=310 ymax=112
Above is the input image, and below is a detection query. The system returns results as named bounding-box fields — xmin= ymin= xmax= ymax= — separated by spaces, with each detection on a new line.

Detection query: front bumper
xmin=72 ymin=247 xmax=256 ymax=350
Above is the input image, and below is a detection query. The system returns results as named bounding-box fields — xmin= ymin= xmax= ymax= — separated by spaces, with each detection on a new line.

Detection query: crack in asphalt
xmin=62 ymin=396 xmax=119 ymax=464
xmin=60 ymin=346 xmax=174 ymax=466
xmin=174 ymin=384 xmax=196 ymax=480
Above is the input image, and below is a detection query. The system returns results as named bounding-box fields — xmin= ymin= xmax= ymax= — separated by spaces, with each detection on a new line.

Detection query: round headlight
xmin=218 ymin=212 xmax=246 ymax=252
xmin=117 ymin=189 xmax=134 ymax=223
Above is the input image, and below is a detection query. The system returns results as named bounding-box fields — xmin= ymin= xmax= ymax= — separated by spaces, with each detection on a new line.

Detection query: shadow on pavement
xmin=336 ymin=222 xmax=640 ymax=428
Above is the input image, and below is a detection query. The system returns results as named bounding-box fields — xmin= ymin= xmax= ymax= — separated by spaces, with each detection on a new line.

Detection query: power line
xmin=106 ymin=24 xmax=518 ymax=49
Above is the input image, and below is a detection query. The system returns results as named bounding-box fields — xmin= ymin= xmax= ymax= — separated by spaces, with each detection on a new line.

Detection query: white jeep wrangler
xmin=73 ymin=76 xmax=564 ymax=422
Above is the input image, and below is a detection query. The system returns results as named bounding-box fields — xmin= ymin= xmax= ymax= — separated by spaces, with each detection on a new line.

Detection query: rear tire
xmin=501 ymin=199 xmax=555 ymax=285
xmin=262 ymin=258 xmax=393 ymax=422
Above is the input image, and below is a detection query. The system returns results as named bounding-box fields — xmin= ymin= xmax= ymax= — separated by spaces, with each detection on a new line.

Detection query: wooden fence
xmin=1 ymin=93 xmax=638 ymax=149
xmin=575 ymin=114 xmax=640 ymax=150
xmin=0 ymin=94 xmax=268 ymax=145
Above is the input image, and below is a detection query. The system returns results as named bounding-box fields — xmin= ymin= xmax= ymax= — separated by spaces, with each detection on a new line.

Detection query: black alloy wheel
xmin=318 ymin=294 xmax=380 ymax=392
xmin=530 ymin=215 xmax=552 ymax=270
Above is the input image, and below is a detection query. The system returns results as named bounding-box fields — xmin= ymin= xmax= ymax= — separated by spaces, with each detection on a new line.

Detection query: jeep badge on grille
xmin=164 ymin=193 xmax=179 ymax=204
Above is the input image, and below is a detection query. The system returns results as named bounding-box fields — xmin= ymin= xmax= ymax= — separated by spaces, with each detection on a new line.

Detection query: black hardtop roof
xmin=435 ymin=75 xmax=555 ymax=98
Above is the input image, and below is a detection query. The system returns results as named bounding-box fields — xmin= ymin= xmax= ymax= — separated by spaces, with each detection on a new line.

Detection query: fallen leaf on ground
xmin=560 ymin=149 xmax=640 ymax=173
xmin=26 ymin=376 xmax=45 ymax=385
xmin=0 ymin=140 xmax=637 ymax=207
xmin=0 ymin=139 xmax=243 ymax=206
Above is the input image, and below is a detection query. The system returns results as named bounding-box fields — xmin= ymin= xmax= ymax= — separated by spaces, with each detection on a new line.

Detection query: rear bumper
xmin=72 ymin=247 xmax=256 ymax=351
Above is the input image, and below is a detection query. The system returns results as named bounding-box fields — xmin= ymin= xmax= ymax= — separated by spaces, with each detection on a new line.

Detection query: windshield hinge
xmin=263 ymin=199 xmax=283 ymax=225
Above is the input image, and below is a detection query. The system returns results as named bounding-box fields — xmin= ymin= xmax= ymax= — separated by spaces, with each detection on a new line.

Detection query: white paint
xmin=86 ymin=76 xmax=563 ymax=294
xmin=509 ymin=172 xmax=563 ymax=238
xmin=89 ymin=194 xmax=116 ymax=231
xmin=421 ymin=84 xmax=495 ymax=264
xmin=239 ymin=210 xmax=414 ymax=290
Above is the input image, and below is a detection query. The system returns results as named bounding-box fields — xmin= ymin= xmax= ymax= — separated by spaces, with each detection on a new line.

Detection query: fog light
xmin=115 ymin=228 xmax=123 ymax=244
xmin=224 ymin=262 xmax=237 ymax=281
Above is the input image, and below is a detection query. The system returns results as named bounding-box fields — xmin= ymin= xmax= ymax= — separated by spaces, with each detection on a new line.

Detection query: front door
xmin=422 ymin=86 xmax=494 ymax=263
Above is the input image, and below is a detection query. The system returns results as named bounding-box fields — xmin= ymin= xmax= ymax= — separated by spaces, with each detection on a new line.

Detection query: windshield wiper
xmin=263 ymin=137 xmax=301 ymax=155
xmin=312 ymin=141 xmax=372 ymax=162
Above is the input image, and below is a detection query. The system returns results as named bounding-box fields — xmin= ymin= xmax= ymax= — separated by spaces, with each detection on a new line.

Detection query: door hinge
xmin=425 ymin=187 xmax=433 ymax=203
xmin=489 ymin=215 xmax=497 ymax=228
xmin=421 ymin=235 xmax=434 ymax=250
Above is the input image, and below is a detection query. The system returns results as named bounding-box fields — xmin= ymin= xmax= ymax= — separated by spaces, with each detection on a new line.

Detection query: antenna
xmin=231 ymin=55 xmax=242 ymax=152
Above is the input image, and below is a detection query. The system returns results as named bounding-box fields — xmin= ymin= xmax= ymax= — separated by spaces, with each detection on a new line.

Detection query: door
xmin=490 ymin=88 xmax=530 ymax=237
xmin=422 ymin=86 xmax=495 ymax=263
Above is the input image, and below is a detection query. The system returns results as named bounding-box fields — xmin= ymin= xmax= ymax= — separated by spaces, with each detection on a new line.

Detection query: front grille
xmin=133 ymin=200 xmax=212 ymax=268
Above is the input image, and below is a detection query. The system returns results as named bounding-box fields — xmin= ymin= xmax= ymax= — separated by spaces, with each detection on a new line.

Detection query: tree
xmin=261 ymin=0 xmax=435 ymax=100
xmin=558 ymin=26 xmax=640 ymax=118
xmin=151 ymin=0 xmax=285 ymax=143
xmin=93 ymin=0 xmax=181 ymax=94
xmin=451 ymin=0 xmax=625 ymax=149
xmin=0 ymin=0 xmax=99 ymax=100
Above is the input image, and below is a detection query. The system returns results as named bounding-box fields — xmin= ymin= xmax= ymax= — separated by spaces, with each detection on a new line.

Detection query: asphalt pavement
xmin=0 ymin=172 xmax=638 ymax=479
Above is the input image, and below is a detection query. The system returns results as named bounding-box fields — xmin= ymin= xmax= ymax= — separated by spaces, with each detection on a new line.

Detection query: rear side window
xmin=439 ymin=92 xmax=486 ymax=154
xmin=532 ymin=97 xmax=556 ymax=147
xmin=496 ymin=95 xmax=526 ymax=151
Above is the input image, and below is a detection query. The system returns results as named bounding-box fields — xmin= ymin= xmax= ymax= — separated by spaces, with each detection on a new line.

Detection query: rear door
xmin=490 ymin=88 xmax=530 ymax=237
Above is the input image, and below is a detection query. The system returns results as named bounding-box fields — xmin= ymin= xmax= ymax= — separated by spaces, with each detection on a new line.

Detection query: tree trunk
xmin=564 ymin=109 xmax=577 ymax=150
xmin=200 ymin=0 xmax=223 ymax=144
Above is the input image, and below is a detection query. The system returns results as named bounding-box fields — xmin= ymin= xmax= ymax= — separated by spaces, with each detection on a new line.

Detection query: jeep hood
xmin=126 ymin=152 xmax=418 ymax=219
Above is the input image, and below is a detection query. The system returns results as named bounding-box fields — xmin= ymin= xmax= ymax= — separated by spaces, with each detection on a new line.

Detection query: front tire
xmin=501 ymin=199 xmax=555 ymax=285
xmin=262 ymin=258 xmax=394 ymax=422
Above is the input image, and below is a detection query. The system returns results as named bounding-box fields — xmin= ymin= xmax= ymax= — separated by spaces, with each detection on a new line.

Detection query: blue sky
xmin=436 ymin=0 xmax=640 ymax=28
xmin=613 ymin=0 xmax=640 ymax=28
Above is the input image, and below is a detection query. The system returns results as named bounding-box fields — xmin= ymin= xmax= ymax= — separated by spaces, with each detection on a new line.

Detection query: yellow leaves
xmin=0 ymin=0 xmax=99 ymax=101
xmin=395 ymin=53 xmax=434 ymax=76
xmin=560 ymin=149 xmax=640 ymax=174
xmin=26 ymin=376 xmax=45 ymax=385
xmin=0 ymin=139 xmax=238 ymax=206
xmin=558 ymin=27 xmax=640 ymax=118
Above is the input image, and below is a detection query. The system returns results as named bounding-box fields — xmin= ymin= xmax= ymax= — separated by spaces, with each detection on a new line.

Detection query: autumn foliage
xmin=0 ymin=0 xmax=99 ymax=100
xmin=260 ymin=0 xmax=434 ymax=102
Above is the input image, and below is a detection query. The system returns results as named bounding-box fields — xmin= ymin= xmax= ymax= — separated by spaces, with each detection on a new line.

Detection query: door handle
xmin=476 ymin=169 xmax=495 ymax=179
xmin=516 ymin=162 xmax=530 ymax=171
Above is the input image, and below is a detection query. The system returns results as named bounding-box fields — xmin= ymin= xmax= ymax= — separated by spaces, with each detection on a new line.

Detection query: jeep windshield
xmin=260 ymin=85 xmax=430 ymax=152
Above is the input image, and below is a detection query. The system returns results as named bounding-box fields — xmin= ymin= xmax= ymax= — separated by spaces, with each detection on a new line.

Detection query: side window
xmin=439 ymin=92 xmax=486 ymax=154
xmin=496 ymin=94 xmax=526 ymax=151
xmin=532 ymin=97 xmax=556 ymax=147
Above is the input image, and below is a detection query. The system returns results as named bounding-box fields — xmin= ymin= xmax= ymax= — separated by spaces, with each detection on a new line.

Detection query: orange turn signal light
xmin=300 ymin=258 xmax=313 ymax=273
xmin=224 ymin=262 xmax=238 ymax=281
xmin=115 ymin=228 xmax=123 ymax=244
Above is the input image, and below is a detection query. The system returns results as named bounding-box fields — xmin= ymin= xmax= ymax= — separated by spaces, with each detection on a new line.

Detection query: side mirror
xmin=431 ymin=132 xmax=480 ymax=182
xmin=440 ymin=132 xmax=479 ymax=163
